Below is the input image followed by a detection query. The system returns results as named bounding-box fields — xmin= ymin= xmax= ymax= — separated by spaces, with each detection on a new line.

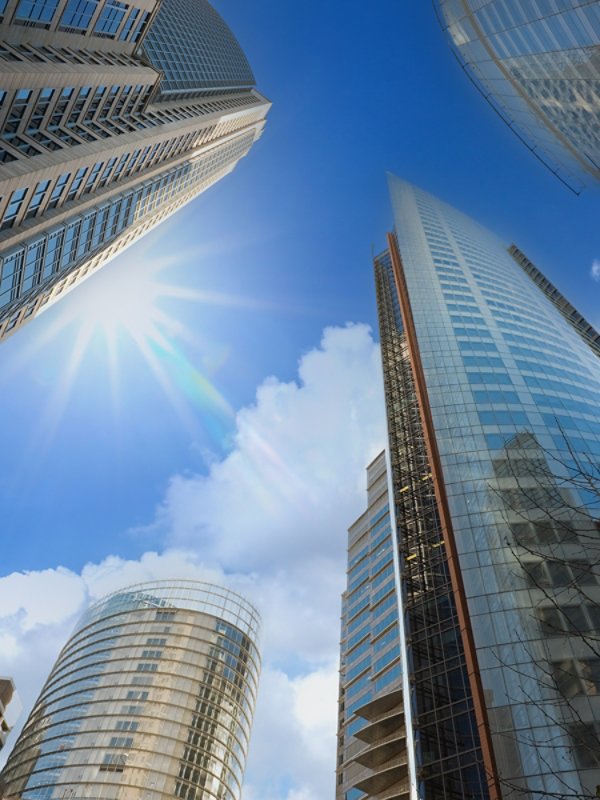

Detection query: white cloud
xmin=591 ymin=259 xmax=600 ymax=282
xmin=0 ymin=323 xmax=386 ymax=798
xmin=150 ymin=323 xmax=385 ymax=572
xmin=244 ymin=662 xmax=340 ymax=800
xmin=0 ymin=567 xmax=86 ymax=631
xmin=0 ymin=633 xmax=21 ymax=661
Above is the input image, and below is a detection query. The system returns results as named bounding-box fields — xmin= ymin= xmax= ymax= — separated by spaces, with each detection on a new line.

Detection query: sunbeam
xmin=23 ymin=255 xmax=247 ymax=454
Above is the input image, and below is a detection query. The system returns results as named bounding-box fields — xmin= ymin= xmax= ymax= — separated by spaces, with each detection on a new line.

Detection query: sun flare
xmin=25 ymin=254 xmax=255 ymax=450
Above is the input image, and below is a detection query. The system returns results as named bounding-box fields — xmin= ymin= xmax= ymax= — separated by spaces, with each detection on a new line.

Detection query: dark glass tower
xmin=375 ymin=175 xmax=600 ymax=799
xmin=434 ymin=0 xmax=600 ymax=192
xmin=0 ymin=0 xmax=269 ymax=340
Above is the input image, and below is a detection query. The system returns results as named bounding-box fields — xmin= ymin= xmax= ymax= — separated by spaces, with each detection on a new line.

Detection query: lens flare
xmin=23 ymin=252 xmax=263 ymax=453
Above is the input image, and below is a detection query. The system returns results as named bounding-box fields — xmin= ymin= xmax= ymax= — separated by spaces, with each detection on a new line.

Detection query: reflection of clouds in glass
xmin=590 ymin=260 xmax=600 ymax=282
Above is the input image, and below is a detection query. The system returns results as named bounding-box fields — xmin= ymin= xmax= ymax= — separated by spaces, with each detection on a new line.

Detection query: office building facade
xmin=0 ymin=679 xmax=18 ymax=752
xmin=434 ymin=0 xmax=600 ymax=191
xmin=0 ymin=0 xmax=269 ymax=340
xmin=336 ymin=451 xmax=408 ymax=800
xmin=374 ymin=175 xmax=600 ymax=799
xmin=0 ymin=580 xmax=261 ymax=800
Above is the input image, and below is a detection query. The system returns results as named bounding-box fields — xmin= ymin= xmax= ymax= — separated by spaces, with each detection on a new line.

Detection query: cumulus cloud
xmin=0 ymin=567 xmax=86 ymax=631
xmin=147 ymin=322 xmax=385 ymax=573
xmin=244 ymin=662 xmax=340 ymax=800
xmin=0 ymin=323 xmax=386 ymax=798
xmin=591 ymin=259 xmax=600 ymax=282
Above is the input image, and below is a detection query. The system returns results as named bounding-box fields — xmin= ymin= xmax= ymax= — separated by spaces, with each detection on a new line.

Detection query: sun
xmin=84 ymin=269 xmax=162 ymax=340
xmin=25 ymin=251 xmax=246 ymax=449
xmin=68 ymin=256 xmax=181 ymax=352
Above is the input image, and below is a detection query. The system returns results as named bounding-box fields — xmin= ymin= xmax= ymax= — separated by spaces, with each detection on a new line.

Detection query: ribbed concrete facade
xmin=0 ymin=0 xmax=270 ymax=340
xmin=0 ymin=581 xmax=261 ymax=800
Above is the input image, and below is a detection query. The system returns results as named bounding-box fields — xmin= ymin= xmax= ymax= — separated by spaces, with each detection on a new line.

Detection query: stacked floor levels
xmin=0 ymin=0 xmax=270 ymax=339
xmin=336 ymin=452 xmax=409 ymax=800
xmin=0 ymin=581 xmax=261 ymax=800
xmin=373 ymin=175 xmax=600 ymax=800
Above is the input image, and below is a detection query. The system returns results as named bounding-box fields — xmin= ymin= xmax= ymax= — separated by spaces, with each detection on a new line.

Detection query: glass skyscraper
xmin=374 ymin=174 xmax=600 ymax=799
xmin=0 ymin=581 xmax=261 ymax=800
xmin=0 ymin=0 xmax=269 ymax=340
xmin=434 ymin=0 xmax=600 ymax=192
xmin=335 ymin=452 xmax=407 ymax=800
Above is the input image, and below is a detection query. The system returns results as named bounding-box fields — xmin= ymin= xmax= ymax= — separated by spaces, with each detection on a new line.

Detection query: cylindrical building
xmin=0 ymin=580 xmax=261 ymax=800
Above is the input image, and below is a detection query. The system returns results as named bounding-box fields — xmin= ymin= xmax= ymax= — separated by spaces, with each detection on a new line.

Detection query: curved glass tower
xmin=435 ymin=0 xmax=600 ymax=192
xmin=0 ymin=0 xmax=270 ymax=340
xmin=375 ymin=175 xmax=600 ymax=799
xmin=0 ymin=581 xmax=261 ymax=800
xmin=141 ymin=0 xmax=256 ymax=97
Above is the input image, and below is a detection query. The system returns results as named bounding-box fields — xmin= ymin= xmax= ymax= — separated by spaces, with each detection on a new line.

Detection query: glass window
xmin=115 ymin=720 xmax=139 ymax=732
xmin=112 ymin=152 xmax=129 ymax=180
xmin=66 ymin=167 xmax=87 ymax=200
xmin=0 ymin=251 xmax=22 ymax=304
xmin=15 ymin=0 xmax=59 ymax=22
xmin=1 ymin=188 xmax=28 ymax=230
xmin=118 ymin=6 xmax=138 ymax=40
xmin=60 ymin=0 xmax=99 ymax=30
xmin=99 ymin=753 xmax=127 ymax=772
xmin=94 ymin=0 xmax=127 ymax=35
xmin=83 ymin=161 xmax=103 ymax=192
xmin=130 ymin=9 xmax=148 ymax=42
xmin=43 ymin=231 xmax=63 ymax=277
xmin=60 ymin=222 xmax=80 ymax=268
xmin=48 ymin=172 xmax=70 ymax=209
xmin=5 ymin=89 xmax=31 ymax=133
xmin=22 ymin=240 xmax=44 ymax=291
xmin=76 ymin=214 xmax=95 ymax=259
xmin=25 ymin=179 xmax=50 ymax=219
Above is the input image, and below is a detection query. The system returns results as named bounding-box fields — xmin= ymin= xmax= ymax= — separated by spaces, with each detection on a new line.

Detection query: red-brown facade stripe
xmin=386 ymin=232 xmax=502 ymax=800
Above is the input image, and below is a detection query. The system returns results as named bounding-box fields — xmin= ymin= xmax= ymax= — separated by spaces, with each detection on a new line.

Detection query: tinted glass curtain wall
xmin=434 ymin=0 xmax=600 ymax=192
xmin=376 ymin=175 xmax=600 ymax=800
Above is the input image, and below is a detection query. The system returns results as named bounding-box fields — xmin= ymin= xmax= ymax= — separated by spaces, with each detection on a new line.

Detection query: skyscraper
xmin=0 ymin=0 xmax=270 ymax=340
xmin=374 ymin=175 xmax=600 ymax=799
xmin=335 ymin=451 xmax=408 ymax=800
xmin=0 ymin=580 xmax=261 ymax=800
xmin=0 ymin=679 xmax=18 ymax=752
xmin=434 ymin=1 xmax=600 ymax=192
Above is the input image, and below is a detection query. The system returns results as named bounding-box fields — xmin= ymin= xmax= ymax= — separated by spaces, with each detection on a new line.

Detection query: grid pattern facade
xmin=0 ymin=130 xmax=256 ymax=337
xmin=142 ymin=0 xmax=255 ymax=97
xmin=384 ymin=175 xmax=600 ymax=798
xmin=0 ymin=0 xmax=155 ymax=50
xmin=0 ymin=581 xmax=261 ymax=800
xmin=336 ymin=452 xmax=407 ymax=800
xmin=435 ymin=0 xmax=600 ymax=191
xmin=374 ymin=253 xmax=489 ymax=800
xmin=0 ymin=0 xmax=270 ymax=340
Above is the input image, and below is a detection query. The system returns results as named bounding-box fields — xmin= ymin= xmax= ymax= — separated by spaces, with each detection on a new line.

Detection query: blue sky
xmin=1 ymin=1 xmax=598 ymax=574
xmin=0 ymin=2 xmax=598 ymax=798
